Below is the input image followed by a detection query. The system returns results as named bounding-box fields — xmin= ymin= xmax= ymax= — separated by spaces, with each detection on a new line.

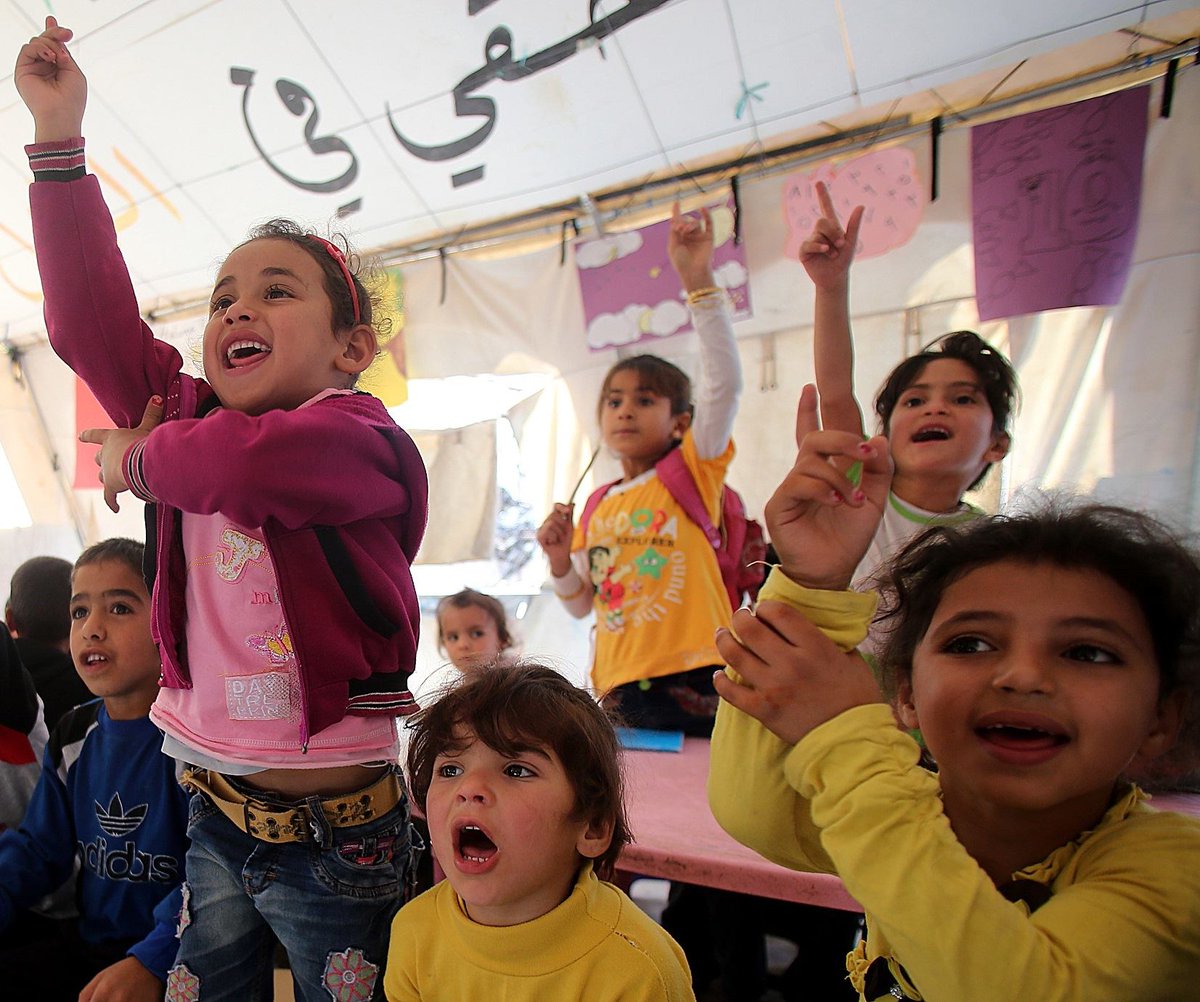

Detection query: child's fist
xmin=14 ymin=16 xmax=87 ymax=142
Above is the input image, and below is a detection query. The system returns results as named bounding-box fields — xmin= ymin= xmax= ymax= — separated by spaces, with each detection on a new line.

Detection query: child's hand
xmin=799 ymin=181 xmax=864 ymax=292
xmin=667 ymin=202 xmax=716 ymax=292
xmin=79 ymin=396 xmax=163 ymax=513
xmin=14 ymin=17 xmax=86 ymax=143
xmin=714 ymin=600 xmax=882 ymax=745
xmin=766 ymin=384 xmax=891 ymax=590
xmin=536 ymin=502 xmax=575 ymax=577
xmin=78 ymin=955 xmax=162 ymax=1002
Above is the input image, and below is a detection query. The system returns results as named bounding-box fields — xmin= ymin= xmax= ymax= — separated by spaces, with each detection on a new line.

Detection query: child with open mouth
xmin=386 ymin=661 xmax=694 ymax=1001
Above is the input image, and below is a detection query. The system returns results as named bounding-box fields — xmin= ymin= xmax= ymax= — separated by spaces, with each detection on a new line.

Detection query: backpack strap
xmin=578 ymin=478 xmax=622 ymax=542
xmin=655 ymin=448 xmax=722 ymax=548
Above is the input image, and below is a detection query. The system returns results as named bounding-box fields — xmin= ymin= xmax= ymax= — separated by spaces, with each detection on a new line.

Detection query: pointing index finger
xmin=815 ymin=180 xmax=839 ymax=224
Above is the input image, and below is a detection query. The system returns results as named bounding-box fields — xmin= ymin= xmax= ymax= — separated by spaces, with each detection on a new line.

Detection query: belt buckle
xmin=242 ymin=799 xmax=259 ymax=838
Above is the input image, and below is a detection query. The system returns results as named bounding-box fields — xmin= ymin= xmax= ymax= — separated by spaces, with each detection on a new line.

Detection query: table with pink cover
xmin=617 ymin=736 xmax=862 ymax=912
xmin=1148 ymin=790 xmax=1200 ymax=817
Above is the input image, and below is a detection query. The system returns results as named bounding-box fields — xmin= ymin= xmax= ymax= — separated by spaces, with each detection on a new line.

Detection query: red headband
xmin=311 ymin=236 xmax=361 ymax=325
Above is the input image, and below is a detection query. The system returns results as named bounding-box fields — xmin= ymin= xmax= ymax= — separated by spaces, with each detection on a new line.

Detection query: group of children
xmin=5 ymin=14 xmax=1198 ymax=1002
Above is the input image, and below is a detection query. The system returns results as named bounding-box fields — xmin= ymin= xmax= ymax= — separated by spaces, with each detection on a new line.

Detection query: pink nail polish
xmin=852 ymin=489 xmax=866 ymax=503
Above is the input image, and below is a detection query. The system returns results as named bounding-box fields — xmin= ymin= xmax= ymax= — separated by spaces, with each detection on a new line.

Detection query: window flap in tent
xmin=411 ymin=421 xmax=498 ymax=565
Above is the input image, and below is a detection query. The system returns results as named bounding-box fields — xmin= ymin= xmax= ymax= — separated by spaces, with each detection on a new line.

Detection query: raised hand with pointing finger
xmin=14 ymin=16 xmax=86 ymax=144
xmin=667 ymin=201 xmax=717 ymax=293
xmin=799 ymin=180 xmax=864 ymax=293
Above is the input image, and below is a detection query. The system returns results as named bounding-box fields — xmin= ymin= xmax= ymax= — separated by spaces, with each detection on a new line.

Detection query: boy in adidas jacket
xmin=0 ymin=539 xmax=188 ymax=1000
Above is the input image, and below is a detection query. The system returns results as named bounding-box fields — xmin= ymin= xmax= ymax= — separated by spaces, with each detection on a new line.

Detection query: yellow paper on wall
xmin=361 ymin=268 xmax=407 ymax=406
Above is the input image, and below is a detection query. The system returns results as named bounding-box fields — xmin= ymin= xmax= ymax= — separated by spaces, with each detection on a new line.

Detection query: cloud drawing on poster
xmin=576 ymin=232 xmax=645 ymax=269
xmin=783 ymin=148 xmax=923 ymax=261
xmin=587 ymin=300 xmax=690 ymax=349
xmin=714 ymin=260 xmax=748 ymax=289
xmin=970 ymin=86 xmax=1148 ymax=321
xmin=576 ymin=195 xmax=752 ymax=352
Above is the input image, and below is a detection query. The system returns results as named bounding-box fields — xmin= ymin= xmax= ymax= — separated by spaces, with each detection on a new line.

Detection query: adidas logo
xmin=95 ymin=793 xmax=148 ymax=837
xmin=78 ymin=836 xmax=180 ymax=885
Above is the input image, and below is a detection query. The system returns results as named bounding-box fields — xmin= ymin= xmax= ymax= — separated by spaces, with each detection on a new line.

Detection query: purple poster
xmin=575 ymin=196 xmax=751 ymax=352
xmin=971 ymin=86 xmax=1148 ymax=321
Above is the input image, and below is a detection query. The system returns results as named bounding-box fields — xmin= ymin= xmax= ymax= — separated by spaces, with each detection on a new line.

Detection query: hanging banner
xmin=575 ymin=196 xmax=751 ymax=352
xmin=970 ymin=86 xmax=1148 ymax=321
xmin=783 ymin=147 xmax=923 ymax=260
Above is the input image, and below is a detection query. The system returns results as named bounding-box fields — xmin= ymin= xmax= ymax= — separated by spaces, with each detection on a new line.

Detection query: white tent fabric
xmin=400 ymin=71 xmax=1200 ymax=533
xmin=0 ymin=0 xmax=1193 ymax=337
xmin=0 ymin=0 xmax=1196 ymax=594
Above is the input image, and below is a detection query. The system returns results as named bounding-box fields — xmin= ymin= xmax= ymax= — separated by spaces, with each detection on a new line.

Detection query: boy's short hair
xmin=875 ymin=500 xmax=1200 ymax=777
xmin=7 ymin=556 xmax=73 ymax=645
xmin=407 ymin=661 xmax=631 ymax=878
xmin=436 ymin=589 xmax=513 ymax=653
xmin=73 ymin=539 xmax=147 ymax=585
xmin=874 ymin=331 xmax=1018 ymax=489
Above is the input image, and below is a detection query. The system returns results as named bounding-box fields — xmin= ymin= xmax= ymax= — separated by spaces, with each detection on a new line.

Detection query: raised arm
xmin=801 ymin=182 xmax=865 ymax=438
xmin=708 ymin=384 xmax=889 ymax=866
xmin=669 ymin=204 xmax=741 ymax=459
xmin=20 ymin=18 xmax=181 ymax=426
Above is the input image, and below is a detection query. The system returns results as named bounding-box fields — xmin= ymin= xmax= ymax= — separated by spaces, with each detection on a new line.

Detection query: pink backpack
xmin=578 ymin=448 xmax=764 ymax=610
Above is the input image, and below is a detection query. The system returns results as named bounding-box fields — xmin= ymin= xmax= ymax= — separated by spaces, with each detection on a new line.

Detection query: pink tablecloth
xmin=1148 ymin=790 xmax=1200 ymax=817
xmin=617 ymin=737 xmax=862 ymax=912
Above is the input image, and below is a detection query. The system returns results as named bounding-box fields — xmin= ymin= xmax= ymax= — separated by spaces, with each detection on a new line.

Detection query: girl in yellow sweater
xmin=709 ymin=389 xmax=1200 ymax=1001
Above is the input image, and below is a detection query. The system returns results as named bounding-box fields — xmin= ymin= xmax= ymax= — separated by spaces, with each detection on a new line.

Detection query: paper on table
xmin=617 ymin=727 xmax=685 ymax=752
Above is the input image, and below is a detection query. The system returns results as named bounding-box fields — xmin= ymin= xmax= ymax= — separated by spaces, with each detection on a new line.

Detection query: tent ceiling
xmin=0 ymin=0 xmax=1195 ymax=340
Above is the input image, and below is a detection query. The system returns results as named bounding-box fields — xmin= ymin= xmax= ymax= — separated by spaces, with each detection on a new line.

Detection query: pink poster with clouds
xmin=575 ymin=197 xmax=751 ymax=353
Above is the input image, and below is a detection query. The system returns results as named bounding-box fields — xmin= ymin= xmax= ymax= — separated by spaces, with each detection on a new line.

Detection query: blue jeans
xmin=165 ymin=778 xmax=416 ymax=1002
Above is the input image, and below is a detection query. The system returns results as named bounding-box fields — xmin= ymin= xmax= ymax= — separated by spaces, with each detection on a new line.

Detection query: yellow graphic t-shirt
xmin=572 ymin=431 xmax=735 ymax=692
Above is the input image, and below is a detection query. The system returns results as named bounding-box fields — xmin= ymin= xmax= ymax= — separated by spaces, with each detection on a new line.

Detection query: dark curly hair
xmin=875 ymin=500 xmax=1200 ymax=782
xmin=406 ymin=661 xmax=631 ymax=879
xmin=874 ymin=331 xmax=1019 ymax=490
xmin=237 ymin=219 xmax=389 ymax=341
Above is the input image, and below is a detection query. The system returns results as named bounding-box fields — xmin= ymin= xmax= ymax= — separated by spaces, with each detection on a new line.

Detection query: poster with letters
xmin=971 ymin=87 xmax=1148 ymax=321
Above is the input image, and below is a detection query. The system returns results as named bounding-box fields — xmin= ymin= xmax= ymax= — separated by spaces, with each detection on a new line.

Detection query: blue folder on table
xmin=617 ymin=727 xmax=685 ymax=752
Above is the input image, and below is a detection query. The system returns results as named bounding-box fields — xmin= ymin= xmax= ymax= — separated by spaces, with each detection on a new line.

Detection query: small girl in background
xmin=436 ymin=589 xmax=513 ymax=672
xmin=537 ymin=204 xmax=742 ymax=736
xmin=801 ymin=182 xmax=1018 ymax=595
xmin=710 ymin=393 xmax=1200 ymax=1000
xmin=19 ymin=19 xmax=426 ymax=1001
xmin=386 ymin=661 xmax=694 ymax=1001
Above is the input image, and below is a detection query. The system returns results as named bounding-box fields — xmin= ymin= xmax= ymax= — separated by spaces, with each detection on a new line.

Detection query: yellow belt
xmin=181 ymin=767 xmax=403 ymax=844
